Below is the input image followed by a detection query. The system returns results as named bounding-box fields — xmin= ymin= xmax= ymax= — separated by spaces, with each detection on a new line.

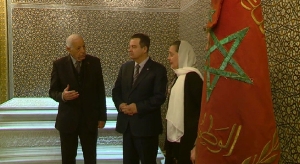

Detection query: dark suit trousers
xmin=123 ymin=126 xmax=159 ymax=164
xmin=59 ymin=120 xmax=98 ymax=164
xmin=165 ymin=141 xmax=193 ymax=164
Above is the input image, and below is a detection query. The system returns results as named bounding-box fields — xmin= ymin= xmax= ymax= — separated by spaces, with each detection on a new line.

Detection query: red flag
xmin=196 ymin=0 xmax=280 ymax=163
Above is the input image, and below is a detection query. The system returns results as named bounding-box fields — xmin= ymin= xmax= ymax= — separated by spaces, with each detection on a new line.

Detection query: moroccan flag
xmin=195 ymin=0 xmax=280 ymax=163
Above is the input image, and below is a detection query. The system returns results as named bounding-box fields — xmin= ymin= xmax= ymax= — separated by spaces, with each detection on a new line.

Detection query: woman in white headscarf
xmin=165 ymin=40 xmax=203 ymax=164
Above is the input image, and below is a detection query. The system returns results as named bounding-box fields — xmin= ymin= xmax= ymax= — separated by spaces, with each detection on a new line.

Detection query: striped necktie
xmin=133 ymin=64 xmax=140 ymax=85
xmin=75 ymin=61 xmax=81 ymax=73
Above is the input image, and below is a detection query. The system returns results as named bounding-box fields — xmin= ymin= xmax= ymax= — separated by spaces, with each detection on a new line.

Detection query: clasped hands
xmin=119 ymin=103 xmax=137 ymax=116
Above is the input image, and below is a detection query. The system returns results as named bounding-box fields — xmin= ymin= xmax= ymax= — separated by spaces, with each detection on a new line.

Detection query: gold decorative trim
xmin=0 ymin=0 xmax=8 ymax=103
xmin=241 ymin=0 xmax=264 ymax=34
xmin=241 ymin=129 xmax=280 ymax=164
xmin=198 ymin=113 xmax=242 ymax=156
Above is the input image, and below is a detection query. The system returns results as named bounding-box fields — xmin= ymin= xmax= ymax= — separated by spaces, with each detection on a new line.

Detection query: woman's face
xmin=167 ymin=45 xmax=179 ymax=69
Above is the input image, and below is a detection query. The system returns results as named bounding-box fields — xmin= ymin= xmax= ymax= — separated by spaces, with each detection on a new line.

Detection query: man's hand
xmin=98 ymin=121 xmax=106 ymax=129
xmin=190 ymin=146 xmax=196 ymax=164
xmin=62 ymin=84 xmax=79 ymax=101
xmin=121 ymin=103 xmax=137 ymax=115
xmin=119 ymin=103 xmax=127 ymax=112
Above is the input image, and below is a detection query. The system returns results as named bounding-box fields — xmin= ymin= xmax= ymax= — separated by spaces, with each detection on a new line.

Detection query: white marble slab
xmin=0 ymin=145 xmax=165 ymax=164
xmin=0 ymin=97 xmax=116 ymax=110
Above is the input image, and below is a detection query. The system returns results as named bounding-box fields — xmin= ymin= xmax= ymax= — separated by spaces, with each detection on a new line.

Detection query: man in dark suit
xmin=49 ymin=34 xmax=107 ymax=164
xmin=112 ymin=33 xmax=168 ymax=164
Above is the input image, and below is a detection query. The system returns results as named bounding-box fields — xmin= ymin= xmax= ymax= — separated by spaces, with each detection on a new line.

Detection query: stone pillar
xmin=0 ymin=0 xmax=8 ymax=103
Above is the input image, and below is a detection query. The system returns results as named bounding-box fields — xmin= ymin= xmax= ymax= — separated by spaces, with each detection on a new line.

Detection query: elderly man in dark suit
xmin=112 ymin=33 xmax=168 ymax=164
xmin=49 ymin=34 xmax=107 ymax=164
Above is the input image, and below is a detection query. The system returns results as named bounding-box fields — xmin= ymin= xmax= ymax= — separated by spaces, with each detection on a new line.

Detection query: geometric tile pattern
xmin=262 ymin=0 xmax=300 ymax=163
xmin=179 ymin=0 xmax=210 ymax=74
xmin=180 ymin=0 xmax=195 ymax=9
xmin=11 ymin=8 xmax=179 ymax=97
xmin=0 ymin=0 xmax=7 ymax=104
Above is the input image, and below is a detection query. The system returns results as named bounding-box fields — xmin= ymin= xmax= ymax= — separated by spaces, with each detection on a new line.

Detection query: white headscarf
xmin=166 ymin=40 xmax=203 ymax=142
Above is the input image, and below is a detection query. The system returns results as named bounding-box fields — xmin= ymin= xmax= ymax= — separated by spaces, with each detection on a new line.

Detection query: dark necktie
xmin=133 ymin=64 xmax=140 ymax=85
xmin=75 ymin=61 xmax=81 ymax=73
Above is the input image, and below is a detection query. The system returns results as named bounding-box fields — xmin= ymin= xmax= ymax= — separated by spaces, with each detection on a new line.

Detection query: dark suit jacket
xmin=112 ymin=58 xmax=167 ymax=136
xmin=181 ymin=72 xmax=203 ymax=159
xmin=49 ymin=55 xmax=107 ymax=133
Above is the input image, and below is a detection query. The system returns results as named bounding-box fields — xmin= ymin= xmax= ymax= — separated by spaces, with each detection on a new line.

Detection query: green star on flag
xmin=205 ymin=27 xmax=253 ymax=101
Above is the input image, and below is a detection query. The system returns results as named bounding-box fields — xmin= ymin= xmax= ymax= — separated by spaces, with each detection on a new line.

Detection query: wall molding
xmin=11 ymin=3 xmax=180 ymax=13
xmin=181 ymin=0 xmax=198 ymax=12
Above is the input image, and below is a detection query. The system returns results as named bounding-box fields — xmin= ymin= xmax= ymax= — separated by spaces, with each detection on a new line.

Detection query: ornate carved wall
xmin=0 ymin=0 xmax=8 ymax=104
xmin=263 ymin=0 xmax=300 ymax=163
xmin=179 ymin=0 xmax=210 ymax=73
xmin=7 ymin=0 xmax=179 ymax=97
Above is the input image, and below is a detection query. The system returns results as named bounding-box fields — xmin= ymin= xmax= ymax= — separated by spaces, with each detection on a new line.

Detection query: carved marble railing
xmin=0 ymin=97 xmax=122 ymax=147
xmin=0 ymin=97 xmax=165 ymax=163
